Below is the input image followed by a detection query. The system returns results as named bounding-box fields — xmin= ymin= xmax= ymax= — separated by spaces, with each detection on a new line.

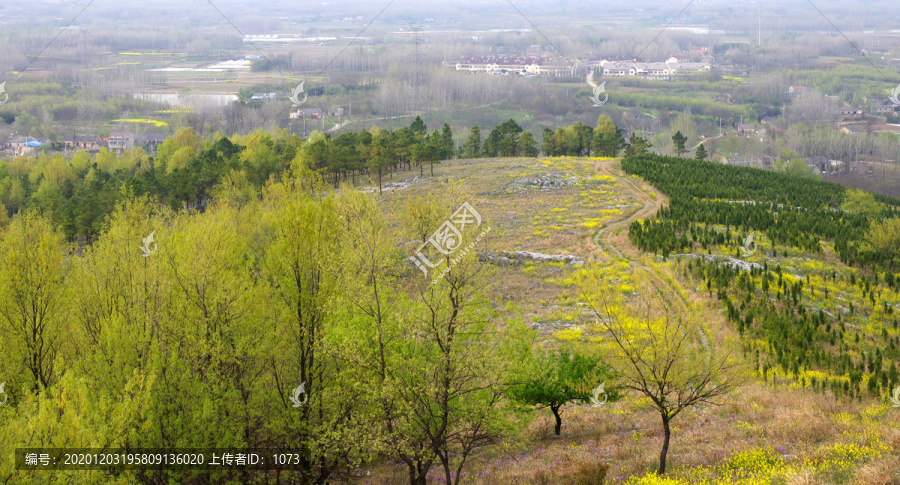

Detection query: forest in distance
xmin=0 ymin=115 xmax=633 ymax=241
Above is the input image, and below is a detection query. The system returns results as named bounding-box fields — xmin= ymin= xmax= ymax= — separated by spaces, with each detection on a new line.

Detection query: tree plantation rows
xmin=689 ymin=251 xmax=900 ymax=401
xmin=623 ymin=153 xmax=900 ymax=401
xmin=622 ymin=154 xmax=900 ymax=268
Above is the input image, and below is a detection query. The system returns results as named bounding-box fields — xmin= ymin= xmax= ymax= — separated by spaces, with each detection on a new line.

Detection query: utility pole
xmin=758 ymin=4 xmax=761 ymax=46
xmin=409 ymin=24 xmax=424 ymax=114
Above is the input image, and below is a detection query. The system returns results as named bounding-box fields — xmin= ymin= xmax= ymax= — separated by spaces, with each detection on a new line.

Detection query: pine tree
xmin=695 ymin=143 xmax=708 ymax=161
xmin=624 ymin=132 xmax=652 ymax=156
xmin=464 ymin=125 xmax=481 ymax=158
xmin=672 ymin=131 xmax=687 ymax=157
xmin=410 ymin=115 xmax=426 ymax=135
xmin=518 ymin=130 xmax=539 ymax=157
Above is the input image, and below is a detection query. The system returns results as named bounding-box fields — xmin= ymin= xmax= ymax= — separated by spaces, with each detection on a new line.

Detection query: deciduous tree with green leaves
xmin=510 ymin=347 xmax=619 ymax=435
xmin=862 ymin=217 xmax=900 ymax=271
xmin=775 ymin=149 xmax=816 ymax=179
xmin=0 ymin=210 xmax=68 ymax=391
xmin=841 ymin=188 xmax=881 ymax=215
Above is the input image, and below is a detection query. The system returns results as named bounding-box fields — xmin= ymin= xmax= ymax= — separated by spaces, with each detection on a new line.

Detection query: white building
xmin=453 ymin=56 xmax=574 ymax=77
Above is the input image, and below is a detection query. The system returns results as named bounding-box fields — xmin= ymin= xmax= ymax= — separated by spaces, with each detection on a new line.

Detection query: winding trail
xmin=588 ymin=158 xmax=709 ymax=347
xmin=592 ymin=158 xmax=662 ymax=259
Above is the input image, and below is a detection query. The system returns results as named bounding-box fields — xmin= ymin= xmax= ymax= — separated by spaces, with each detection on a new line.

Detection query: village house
xmin=595 ymin=56 xmax=710 ymax=77
xmin=452 ymin=56 xmax=575 ymax=77
xmin=65 ymin=134 xmax=104 ymax=152
xmin=290 ymin=108 xmax=323 ymax=120
xmin=874 ymin=104 xmax=896 ymax=114
xmin=737 ymin=124 xmax=757 ymax=136
xmin=2 ymin=136 xmax=49 ymax=156
xmin=108 ymin=131 xmax=135 ymax=153
xmin=599 ymin=61 xmax=636 ymax=76
xmin=134 ymin=133 xmax=171 ymax=155
xmin=635 ymin=62 xmax=675 ymax=78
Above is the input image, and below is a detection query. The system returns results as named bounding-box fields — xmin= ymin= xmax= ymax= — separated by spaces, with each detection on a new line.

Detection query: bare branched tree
xmin=578 ymin=269 xmax=744 ymax=474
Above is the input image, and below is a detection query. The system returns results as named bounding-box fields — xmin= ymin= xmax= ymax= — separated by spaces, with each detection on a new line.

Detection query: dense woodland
xmin=0 ymin=163 xmax=546 ymax=484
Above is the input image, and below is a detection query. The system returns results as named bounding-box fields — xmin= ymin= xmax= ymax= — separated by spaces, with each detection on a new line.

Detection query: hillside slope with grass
xmin=363 ymin=155 xmax=900 ymax=484
xmin=2 ymin=153 xmax=898 ymax=485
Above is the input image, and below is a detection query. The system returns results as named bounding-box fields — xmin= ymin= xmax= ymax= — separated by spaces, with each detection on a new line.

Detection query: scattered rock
xmin=501 ymin=250 xmax=586 ymax=265
xmin=507 ymin=172 xmax=581 ymax=192
xmin=679 ymin=253 xmax=763 ymax=272
xmin=720 ymin=257 xmax=765 ymax=272
xmin=808 ymin=306 xmax=835 ymax=318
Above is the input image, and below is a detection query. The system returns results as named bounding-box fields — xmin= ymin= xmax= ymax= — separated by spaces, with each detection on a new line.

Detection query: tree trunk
xmin=659 ymin=413 xmax=671 ymax=474
xmin=551 ymin=403 xmax=562 ymax=436
xmin=408 ymin=463 xmax=428 ymax=485
xmin=430 ymin=162 xmax=434 ymax=177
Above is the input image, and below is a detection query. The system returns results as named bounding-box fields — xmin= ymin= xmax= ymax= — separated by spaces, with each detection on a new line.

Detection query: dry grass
xmin=361 ymin=382 xmax=900 ymax=484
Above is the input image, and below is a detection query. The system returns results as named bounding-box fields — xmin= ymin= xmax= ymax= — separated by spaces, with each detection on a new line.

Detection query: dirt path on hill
xmin=588 ymin=158 xmax=709 ymax=347
xmin=592 ymin=158 xmax=662 ymax=259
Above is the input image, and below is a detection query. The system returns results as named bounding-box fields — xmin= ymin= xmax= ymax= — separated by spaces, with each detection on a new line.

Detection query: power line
xmin=409 ymin=25 xmax=425 ymax=114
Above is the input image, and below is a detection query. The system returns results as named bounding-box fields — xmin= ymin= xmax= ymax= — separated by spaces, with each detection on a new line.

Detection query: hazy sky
xmin=1 ymin=0 xmax=897 ymax=33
